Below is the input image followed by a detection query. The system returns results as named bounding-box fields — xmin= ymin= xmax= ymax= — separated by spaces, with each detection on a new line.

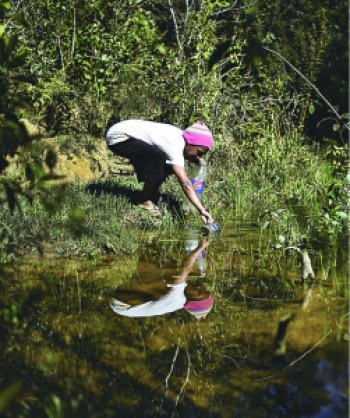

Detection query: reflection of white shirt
xmin=106 ymin=119 xmax=186 ymax=167
xmin=110 ymin=282 xmax=187 ymax=318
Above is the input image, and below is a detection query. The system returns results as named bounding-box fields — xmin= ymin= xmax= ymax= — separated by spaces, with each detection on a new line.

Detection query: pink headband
xmin=183 ymin=295 xmax=214 ymax=321
xmin=183 ymin=121 xmax=213 ymax=150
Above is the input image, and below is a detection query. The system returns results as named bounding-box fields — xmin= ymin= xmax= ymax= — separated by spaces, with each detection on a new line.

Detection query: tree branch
xmin=263 ymin=46 xmax=342 ymax=122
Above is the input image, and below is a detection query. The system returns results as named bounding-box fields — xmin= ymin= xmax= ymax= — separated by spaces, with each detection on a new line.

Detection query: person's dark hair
xmin=104 ymin=115 xmax=120 ymax=137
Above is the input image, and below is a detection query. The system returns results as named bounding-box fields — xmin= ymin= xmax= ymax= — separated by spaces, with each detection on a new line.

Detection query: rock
xmin=52 ymin=139 xmax=134 ymax=182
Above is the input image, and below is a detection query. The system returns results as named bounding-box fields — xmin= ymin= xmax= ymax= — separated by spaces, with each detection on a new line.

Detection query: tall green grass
xmin=206 ymin=109 xmax=348 ymax=254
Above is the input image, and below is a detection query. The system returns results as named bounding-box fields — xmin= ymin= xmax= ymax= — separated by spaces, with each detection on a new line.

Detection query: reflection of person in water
xmin=110 ymin=238 xmax=213 ymax=321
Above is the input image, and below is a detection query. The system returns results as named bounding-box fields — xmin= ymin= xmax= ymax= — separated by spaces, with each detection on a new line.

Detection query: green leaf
xmin=32 ymin=162 xmax=45 ymax=179
xmin=2 ymin=2 xmax=12 ymax=10
xmin=246 ymin=4 xmax=259 ymax=15
xmin=0 ymin=23 xmax=7 ymax=37
xmin=0 ymin=382 xmax=22 ymax=414
xmin=156 ymin=44 xmax=166 ymax=54
xmin=335 ymin=211 xmax=348 ymax=220
xmin=309 ymin=105 xmax=315 ymax=115
xmin=3 ymin=34 xmax=18 ymax=54
xmin=262 ymin=221 xmax=270 ymax=230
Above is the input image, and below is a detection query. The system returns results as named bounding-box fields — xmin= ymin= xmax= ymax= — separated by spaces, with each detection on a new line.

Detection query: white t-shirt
xmin=110 ymin=282 xmax=188 ymax=318
xmin=106 ymin=119 xmax=186 ymax=167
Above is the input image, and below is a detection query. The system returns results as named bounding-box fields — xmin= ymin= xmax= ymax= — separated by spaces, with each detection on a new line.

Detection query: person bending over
xmin=105 ymin=118 xmax=214 ymax=224
xmin=110 ymin=237 xmax=213 ymax=321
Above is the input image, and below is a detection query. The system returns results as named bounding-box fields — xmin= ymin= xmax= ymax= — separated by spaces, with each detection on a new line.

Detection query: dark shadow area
xmin=86 ymin=180 xmax=140 ymax=205
xmin=0 ymin=320 xmax=220 ymax=418
xmin=85 ymin=180 xmax=184 ymax=220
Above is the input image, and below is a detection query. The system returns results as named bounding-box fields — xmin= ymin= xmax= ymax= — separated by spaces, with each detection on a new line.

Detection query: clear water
xmin=1 ymin=220 xmax=348 ymax=417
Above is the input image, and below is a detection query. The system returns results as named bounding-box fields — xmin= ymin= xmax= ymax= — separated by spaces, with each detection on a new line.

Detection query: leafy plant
xmin=0 ymin=0 xmax=32 ymax=171
xmin=0 ymin=1 xmax=64 ymax=215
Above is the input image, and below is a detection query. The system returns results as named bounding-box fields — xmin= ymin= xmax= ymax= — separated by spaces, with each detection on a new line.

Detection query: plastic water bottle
xmin=183 ymin=159 xmax=207 ymax=213
xmin=184 ymin=228 xmax=207 ymax=277
xmin=190 ymin=159 xmax=207 ymax=196
xmin=196 ymin=251 xmax=207 ymax=277
xmin=184 ymin=236 xmax=199 ymax=253
xmin=201 ymin=221 xmax=221 ymax=236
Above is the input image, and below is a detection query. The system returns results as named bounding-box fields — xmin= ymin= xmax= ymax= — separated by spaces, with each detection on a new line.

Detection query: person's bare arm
xmin=173 ymin=238 xmax=211 ymax=284
xmin=172 ymin=165 xmax=214 ymax=224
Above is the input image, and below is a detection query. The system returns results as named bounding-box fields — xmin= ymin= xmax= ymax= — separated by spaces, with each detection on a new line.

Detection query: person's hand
xmin=200 ymin=209 xmax=214 ymax=224
xmin=200 ymin=236 xmax=211 ymax=248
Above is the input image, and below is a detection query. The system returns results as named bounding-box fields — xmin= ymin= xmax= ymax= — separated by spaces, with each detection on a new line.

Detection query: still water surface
xmin=1 ymin=220 xmax=348 ymax=417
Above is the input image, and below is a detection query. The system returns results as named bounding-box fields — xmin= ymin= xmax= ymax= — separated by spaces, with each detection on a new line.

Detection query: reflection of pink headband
xmin=183 ymin=295 xmax=214 ymax=321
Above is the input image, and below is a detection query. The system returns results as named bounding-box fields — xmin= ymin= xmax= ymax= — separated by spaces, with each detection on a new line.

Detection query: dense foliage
xmin=2 ymin=0 xmax=347 ymax=139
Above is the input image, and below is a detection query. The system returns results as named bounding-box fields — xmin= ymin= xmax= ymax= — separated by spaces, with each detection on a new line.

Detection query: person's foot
xmin=138 ymin=202 xmax=161 ymax=216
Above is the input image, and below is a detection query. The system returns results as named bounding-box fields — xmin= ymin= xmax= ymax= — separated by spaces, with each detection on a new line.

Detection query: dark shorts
xmin=108 ymin=138 xmax=173 ymax=183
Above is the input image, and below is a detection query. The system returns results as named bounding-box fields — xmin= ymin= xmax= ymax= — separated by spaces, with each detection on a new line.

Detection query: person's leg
xmin=108 ymin=138 xmax=168 ymax=208
xmin=139 ymin=179 xmax=160 ymax=207
xmin=147 ymin=164 xmax=174 ymax=204
xmin=138 ymin=147 xmax=170 ymax=210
